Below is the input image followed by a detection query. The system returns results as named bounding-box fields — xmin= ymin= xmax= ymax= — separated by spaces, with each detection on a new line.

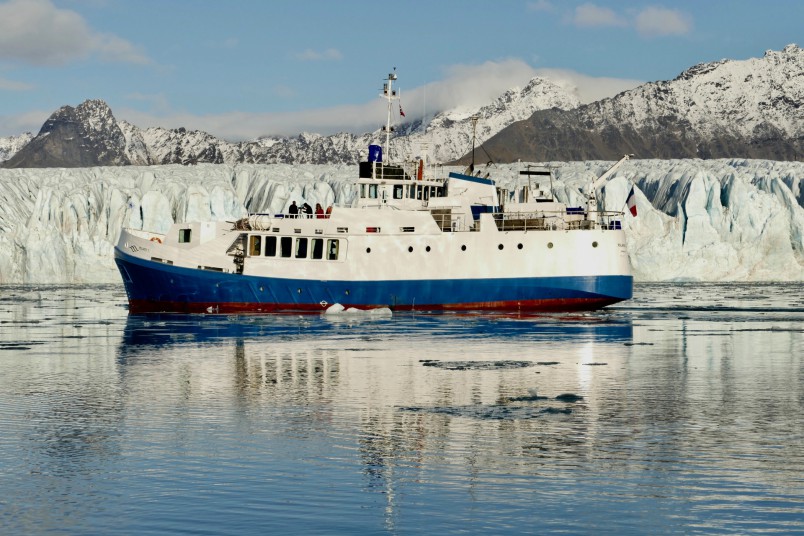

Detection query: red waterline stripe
xmin=126 ymin=297 xmax=620 ymax=315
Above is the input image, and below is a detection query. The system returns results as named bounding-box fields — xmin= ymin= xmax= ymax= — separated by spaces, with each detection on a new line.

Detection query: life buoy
xmin=150 ymin=237 xmax=162 ymax=244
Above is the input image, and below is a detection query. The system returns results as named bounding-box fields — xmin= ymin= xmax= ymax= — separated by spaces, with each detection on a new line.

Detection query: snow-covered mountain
xmin=3 ymin=100 xmax=132 ymax=168
xmin=2 ymin=77 xmax=576 ymax=168
xmin=0 ymin=159 xmax=801 ymax=284
xmin=3 ymin=45 xmax=801 ymax=167
xmin=476 ymin=44 xmax=804 ymax=162
xmin=0 ymin=133 xmax=33 ymax=162
xmin=125 ymin=76 xmax=578 ymax=166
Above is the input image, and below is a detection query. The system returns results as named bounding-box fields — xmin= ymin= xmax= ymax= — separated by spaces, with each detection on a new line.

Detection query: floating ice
xmin=324 ymin=303 xmax=393 ymax=317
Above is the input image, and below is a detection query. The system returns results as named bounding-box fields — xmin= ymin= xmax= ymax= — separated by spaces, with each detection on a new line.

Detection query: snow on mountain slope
xmin=393 ymin=76 xmax=580 ymax=163
xmin=0 ymin=133 xmax=33 ymax=163
xmin=3 ymin=100 xmax=133 ymax=168
xmin=578 ymin=44 xmax=803 ymax=152
xmin=472 ymin=44 xmax=803 ymax=162
xmin=0 ymin=160 xmax=801 ymax=284
xmin=2 ymin=76 xmax=579 ymax=167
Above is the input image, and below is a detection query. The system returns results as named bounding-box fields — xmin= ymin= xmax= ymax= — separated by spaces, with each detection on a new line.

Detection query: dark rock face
xmin=3 ymin=100 xmax=131 ymax=168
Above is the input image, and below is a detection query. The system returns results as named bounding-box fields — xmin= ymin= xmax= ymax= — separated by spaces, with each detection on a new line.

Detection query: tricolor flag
xmin=626 ymin=186 xmax=637 ymax=217
xmin=399 ymin=105 xmax=405 ymax=117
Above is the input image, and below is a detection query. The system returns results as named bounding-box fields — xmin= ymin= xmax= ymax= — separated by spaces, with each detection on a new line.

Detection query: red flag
xmin=399 ymin=105 xmax=405 ymax=117
xmin=626 ymin=186 xmax=637 ymax=217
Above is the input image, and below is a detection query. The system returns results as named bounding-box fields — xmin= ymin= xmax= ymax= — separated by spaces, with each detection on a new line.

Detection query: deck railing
xmin=429 ymin=209 xmax=626 ymax=233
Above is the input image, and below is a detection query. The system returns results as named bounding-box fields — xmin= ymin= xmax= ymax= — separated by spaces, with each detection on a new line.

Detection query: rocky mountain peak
xmin=467 ymin=45 xmax=803 ymax=162
xmin=3 ymin=99 xmax=131 ymax=168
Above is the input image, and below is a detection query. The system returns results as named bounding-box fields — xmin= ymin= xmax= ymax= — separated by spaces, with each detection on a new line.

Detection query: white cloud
xmin=635 ymin=6 xmax=693 ymax=37
xmin=533 ymin=68 xmax=643 ymax=104
xmin=566 ymin=3 xmax=692 ymax=37
xmin=294 ymin=48 xmax=343 ymax=61
xmin=0 ymin=77 xmax=35 ymax=91
xmin=0 ymin=0 xmax=149 ymax=66
xmin=570 ymin=3 xmax=627 ymax=27
xmin=115 ymin=60 xmax=642 ymax=140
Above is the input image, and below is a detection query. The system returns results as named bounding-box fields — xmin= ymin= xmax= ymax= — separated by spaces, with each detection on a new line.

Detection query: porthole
xmin=408 ymin=246 xmax=413 ymax=253
xmin=366 ymin=247 xmax=371 ymax=253
xmin=425 ymin=246 xmax=431 ymax=252
xmin=498 ymin=244 xmax=504 ymax=250
xmin=517 ymin=243 xmax=523 ymax=250
xmin=461 ymin=245 xmax=467 ymax=251
xmin=547 ymin=242 xmax=554 ymax=249
xmin=592 ymin=241 xmax=599 ymax=248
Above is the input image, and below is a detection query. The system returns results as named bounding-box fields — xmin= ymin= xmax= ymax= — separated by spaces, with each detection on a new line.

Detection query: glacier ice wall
xmin=0 ymin=160 xmax=802 ymax=284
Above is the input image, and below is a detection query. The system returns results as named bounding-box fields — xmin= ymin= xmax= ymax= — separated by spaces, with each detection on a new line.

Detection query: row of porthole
xmin=363 ymin=241 xmax=599 ymax=254
xmin=256 ymin=286 xmax=352 ymax=296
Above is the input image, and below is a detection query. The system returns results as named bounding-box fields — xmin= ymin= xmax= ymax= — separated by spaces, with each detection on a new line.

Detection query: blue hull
xmin=115 ymin=248 xmax=633 ymax=313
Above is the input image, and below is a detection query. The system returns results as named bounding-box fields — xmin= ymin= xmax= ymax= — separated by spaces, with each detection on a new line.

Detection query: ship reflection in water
xmin=0 ymin=283 xmax=802 ymax=535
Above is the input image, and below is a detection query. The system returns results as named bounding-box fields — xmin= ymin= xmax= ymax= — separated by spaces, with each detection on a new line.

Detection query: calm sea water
xmin=0 ymin=283 xmax=802 ymax=535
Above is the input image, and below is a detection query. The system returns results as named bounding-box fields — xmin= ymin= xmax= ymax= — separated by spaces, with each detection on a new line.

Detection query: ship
xmin=114 ymin=71 xmax=633 ymax=314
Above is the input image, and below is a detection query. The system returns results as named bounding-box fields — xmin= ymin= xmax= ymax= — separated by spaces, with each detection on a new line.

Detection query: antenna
xmin=470 ymin=114 xmax=479 ymax=171
xmin=380 ymin=69 xmax=399 ymax=160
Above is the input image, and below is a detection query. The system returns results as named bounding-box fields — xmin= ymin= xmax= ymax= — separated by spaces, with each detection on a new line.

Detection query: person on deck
xmin=302 ymin=202 xmax=313 ymax=218
xmin=315 ymin=203 xmax=324 ymax=219
xmin=288 ymin=201 xmax=299 ymax=218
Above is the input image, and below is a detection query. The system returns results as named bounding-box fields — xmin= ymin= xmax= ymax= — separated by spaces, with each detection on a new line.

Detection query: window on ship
xmin=264 ymin=235 xmax=277 ymax=257
xmin=312 ymin=238 xmax=324 ymax=260
xmin=179 ymin=228 xmax=192 ymax=243
xmin=327 ymin=239 xmax=339 ymax=260
xmin=280 ymin=236 xmax=293 ymax=258
xmin=295 ymin=238 xmax=308 ymax=259
xmin=249 ymin=235 xmax=262 ymax=256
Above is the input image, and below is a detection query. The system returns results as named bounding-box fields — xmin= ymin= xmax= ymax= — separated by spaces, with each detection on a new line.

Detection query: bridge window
xmin=265 ymin=235 xmax=277 ymax=256
xmin=296 ymin=238 xmax=308 ymax=258
xmin=249 ymin=235 xmax=261 ymax=256
xmin=179 ymin=228 xmax=192 ymax=243
xmin=311 ymin=238 xmax=324 ymax=259
xmin=280 ymin=236 xmax=292 ymax=258
xmin=327 ymin=239 xmax=340 ymax=260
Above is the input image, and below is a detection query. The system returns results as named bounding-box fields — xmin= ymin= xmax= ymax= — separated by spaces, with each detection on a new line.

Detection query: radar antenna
xmin=380 ymin=69 xmax=399 ymax=160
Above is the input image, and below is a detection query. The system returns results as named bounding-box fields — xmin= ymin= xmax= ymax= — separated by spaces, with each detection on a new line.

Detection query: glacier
xmin=0 ymin=159 xmax=802 ymax=284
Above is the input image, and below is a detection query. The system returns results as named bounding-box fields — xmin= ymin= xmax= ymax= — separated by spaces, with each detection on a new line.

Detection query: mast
xmin=380 ymin=69 xmax=398 ymax=161
xmin=470 ymin=114 xmax=479 ymax=172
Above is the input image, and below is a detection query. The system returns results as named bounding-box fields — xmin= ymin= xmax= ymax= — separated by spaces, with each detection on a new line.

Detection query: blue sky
xmin=0 ymin=0 xmax=801 ymax=139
